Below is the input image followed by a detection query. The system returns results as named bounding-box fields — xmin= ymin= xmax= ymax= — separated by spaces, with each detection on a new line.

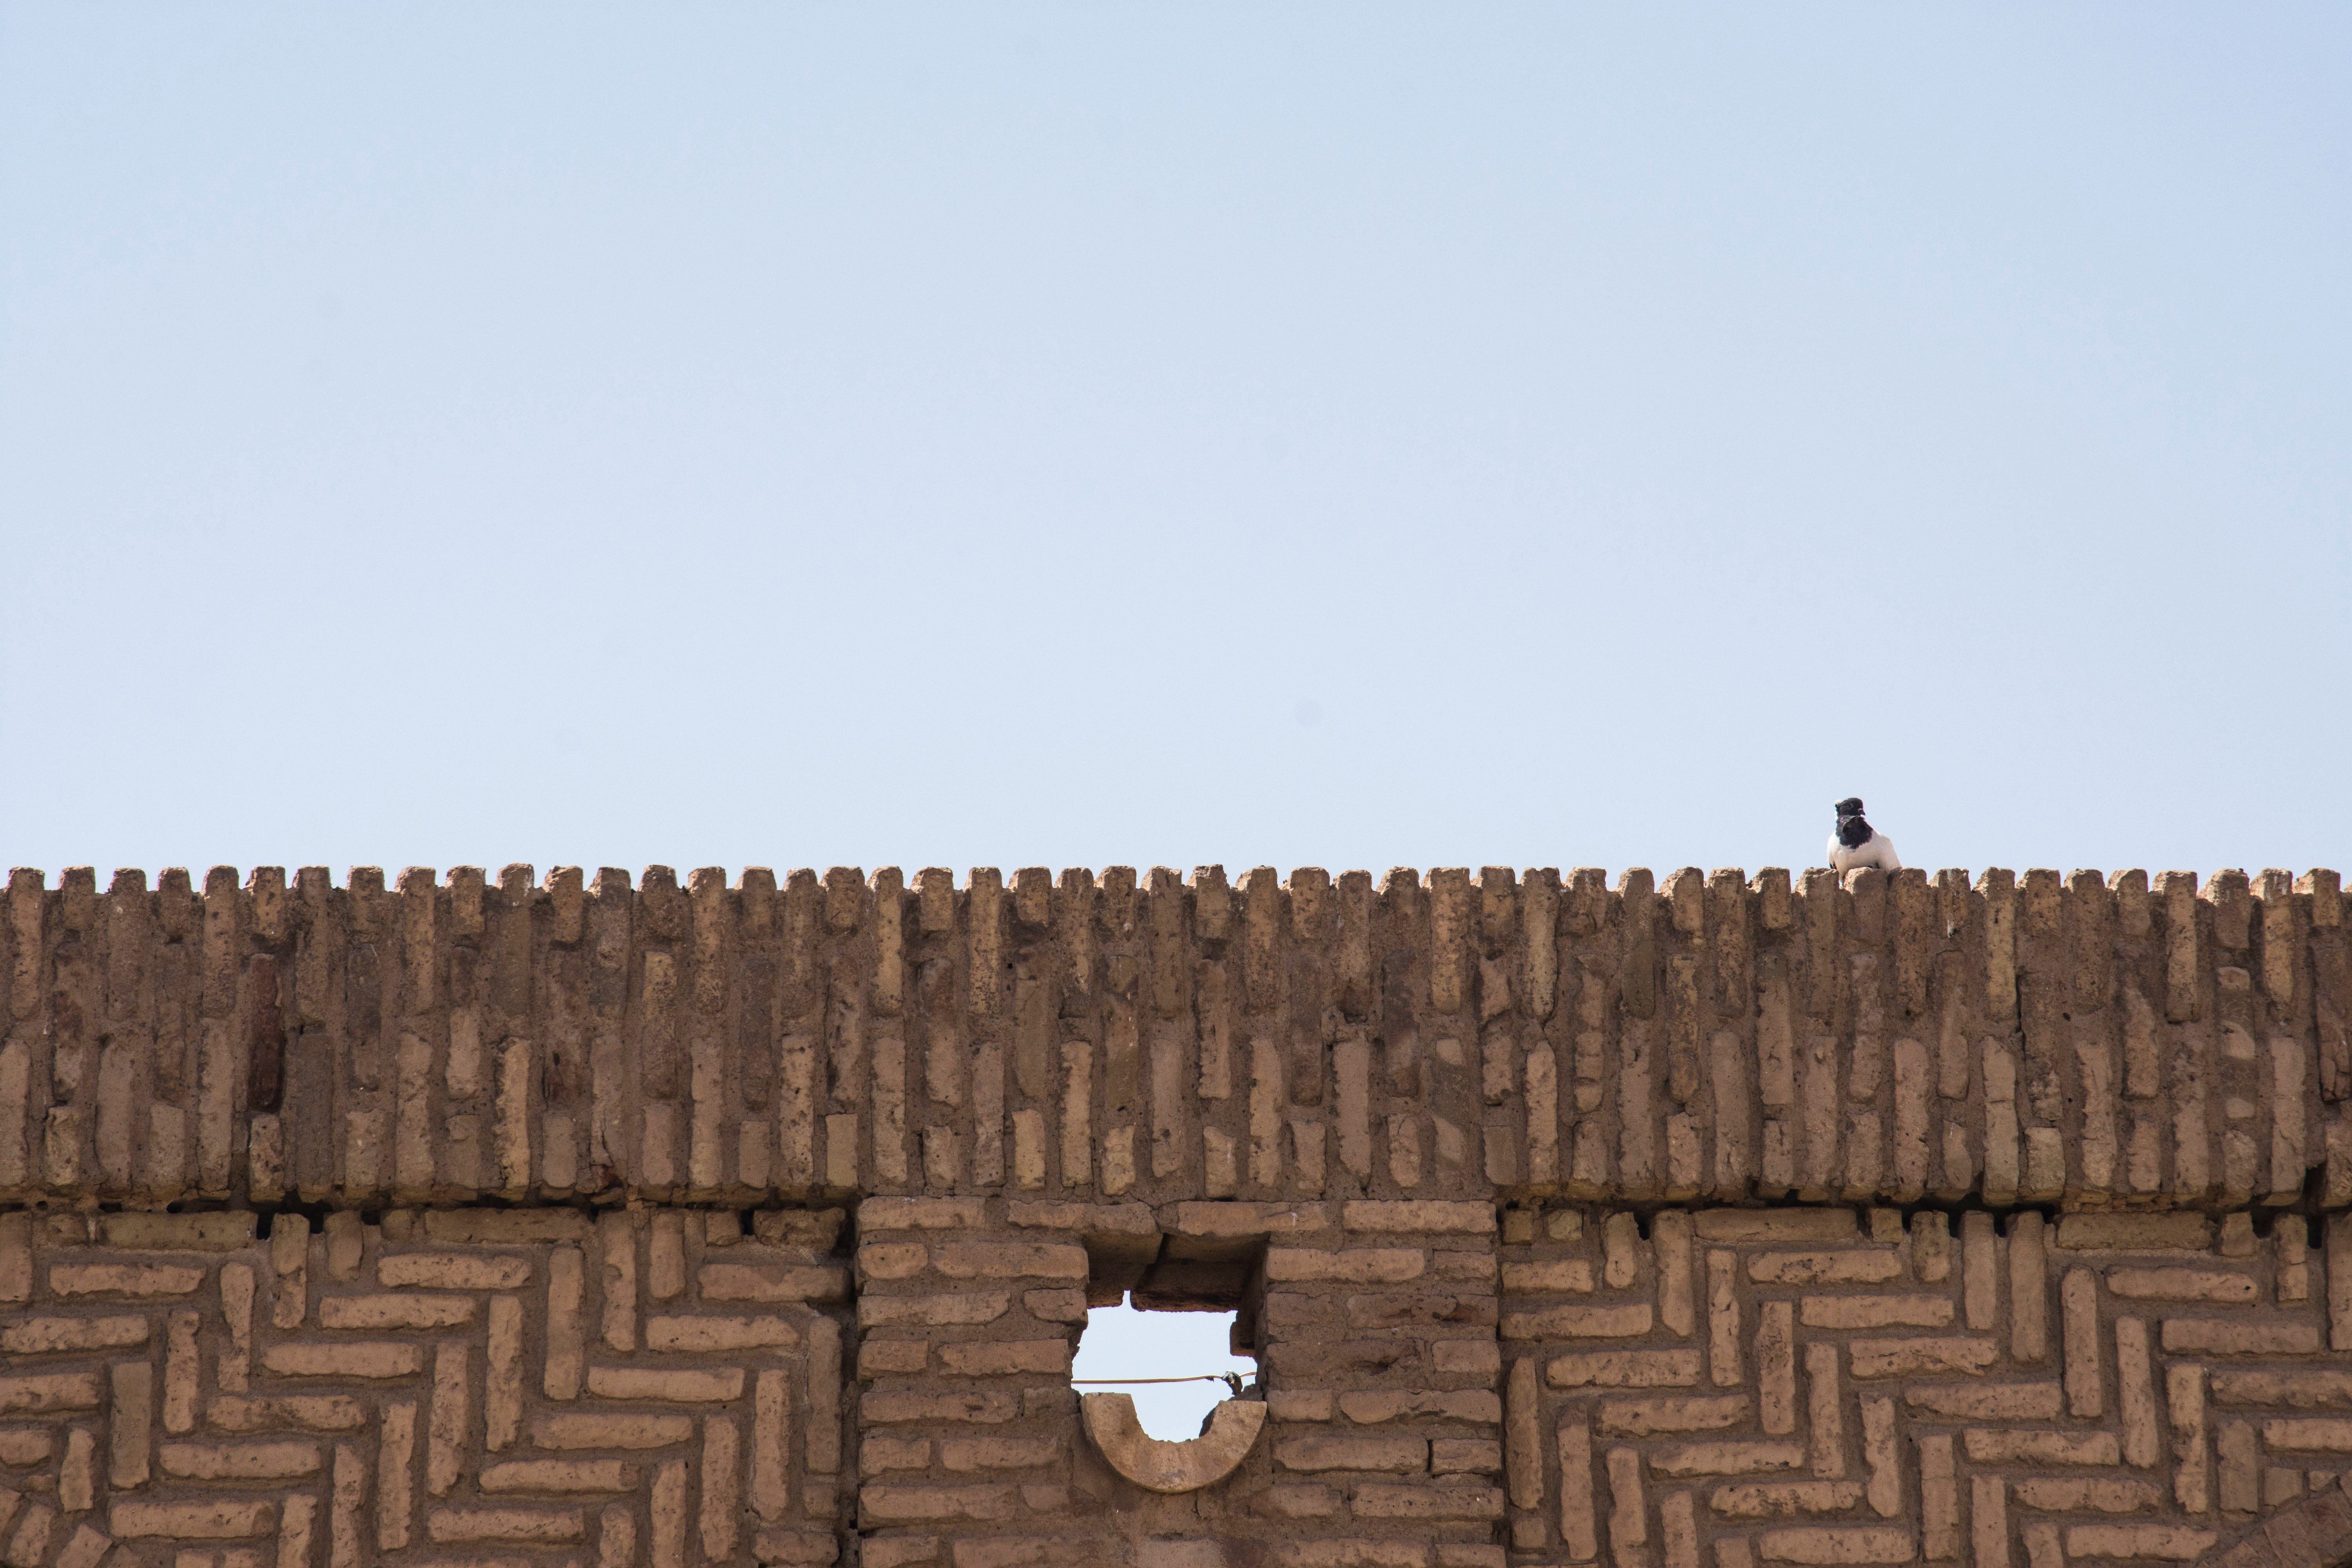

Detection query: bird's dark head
xmin=1834 ymin=797 xmax=1865 ymax=818
xmin=1834 ymin=797 xmax=1872 ymax=848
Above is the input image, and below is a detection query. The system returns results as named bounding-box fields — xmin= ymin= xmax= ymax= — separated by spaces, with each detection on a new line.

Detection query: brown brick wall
xmin=5 ymin=863 xmax=2351 ymax=1568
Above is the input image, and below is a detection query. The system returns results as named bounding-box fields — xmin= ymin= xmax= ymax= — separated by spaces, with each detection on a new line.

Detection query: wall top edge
xmin=6 ymin=863 xmax=2347 ymax=898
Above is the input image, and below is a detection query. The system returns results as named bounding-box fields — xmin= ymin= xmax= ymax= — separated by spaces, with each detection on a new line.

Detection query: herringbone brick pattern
xmin=1499 ymin=1206 xmax=2350 ymax=1567
xmin=0 ymin=1208 xmax=850 ymax=1568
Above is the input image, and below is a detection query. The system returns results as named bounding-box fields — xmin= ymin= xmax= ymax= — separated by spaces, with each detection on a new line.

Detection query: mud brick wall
xmin=7 ymin=862 xmax=2352 ymax=1568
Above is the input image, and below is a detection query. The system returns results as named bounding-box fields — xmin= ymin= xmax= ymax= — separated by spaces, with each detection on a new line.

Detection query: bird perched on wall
xmin=1827 ymin=796 xmax=1901 ymax=873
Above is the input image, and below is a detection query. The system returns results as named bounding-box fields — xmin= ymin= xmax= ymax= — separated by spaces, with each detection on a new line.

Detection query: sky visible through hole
xmin=1071 ymin=1299 xmax=1259 ymax=1441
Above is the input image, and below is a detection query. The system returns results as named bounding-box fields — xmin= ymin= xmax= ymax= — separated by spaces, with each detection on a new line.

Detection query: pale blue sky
xmin=4 ymin=7 xmax=2347 ymax=880
xmin=1072 ymin=1302 xmax=1256 ymax=1441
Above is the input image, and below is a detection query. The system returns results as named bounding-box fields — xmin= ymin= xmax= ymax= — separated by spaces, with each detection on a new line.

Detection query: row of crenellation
xmin=2 ymin=865 xmax=2345 ymax=1210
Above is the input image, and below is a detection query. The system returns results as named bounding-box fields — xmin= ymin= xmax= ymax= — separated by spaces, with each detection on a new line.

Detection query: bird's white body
xmin=1827 ymin=832 xmax=1901 ymax=874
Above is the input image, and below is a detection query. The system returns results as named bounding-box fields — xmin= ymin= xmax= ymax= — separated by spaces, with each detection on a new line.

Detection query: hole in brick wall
xmin=1072 ymin=1299 xmax=1258 ymax=1441
xmin=1073 ymin=1234 xmax=1263 ymax=1441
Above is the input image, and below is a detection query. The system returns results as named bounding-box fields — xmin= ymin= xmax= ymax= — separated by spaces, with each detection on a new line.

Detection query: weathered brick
xmin=1498 ymin=1259 xmax=1595 ymax=1293
xmin=1348 ymin=1485 xmax=1504 ymax=1520
xmin=377 ymin=1253 xmax=532 ymax=1290
xmin=859 ymin=1485 xmax=1018 ymax=1523
xmin=860 ymin=1199 xmax=989 ymax=1231
xmin=1337 ymin=1390 xmax=1501 ymax=1424
xmin=0 ymin=1315 xmax=148 ymax=1354
xmin=530 ymin=1413 xmax=694 ymax=1449
xmin=1745 ymin=1252 xmax=1901 ymax=1286
xmin=1268 ymin=1249 xmax=1426 ymax=1285
xmin=260 ymin=1343 xmax=423 ymax=1379
xmin=1341 ymin=1201 xmax=1494 ymax=1234
xmin=1594 ymin=1397 xmax=1748 ymax=1437
xmin=317 ymin=1294 xmax=477 ymax=1330
xmin=479 ymin=1460 xmax=640 ymax=1493
xmin=643 ymin=1316 xmax=798 ymax=1352
xmin=857 ymin=1294 xmax=1011 ymax=1328
xmin=1274 ymin=1435 xmax=1428 ymax=1473
xmin=940 ymin=1437 xmax=1060 ymax=1471
xmin=49 ymin=1263 xmax=203 ymax=1296
xmin=937 ymin=1341 xmax=1069 ymax=1376
xmin=861 ymin=1392 xmax=1019 ymax=1426
xmin=1546 ymin=1351 xmax=1702 ymax=1389
xmin=2161 ymin=1320 xmax=2322 ymax=1355
xmin=100 ymin=1213 xmax=258 ymax=1250
xmin=107 ymin=1500 xmax=277 ymax=1538
xmin=157 ymin=1440 xmax=322 ymax=1479
xmin=583 ymin=1367 xmax=745 ymax=1401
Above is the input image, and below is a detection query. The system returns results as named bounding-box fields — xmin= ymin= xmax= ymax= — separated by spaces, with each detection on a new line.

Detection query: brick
xmin=1270 ymin=1388 xmax=1335 ymax=1421
xmin=100 ymin=1213 xmax=258 ymax=1250
xmin=1023 ymin=1290 xmax=1087 ymax=1323
xmin=318 ymin=1294 xmax=477 ymax=1330
xmin=424 ymin=1507 xmax=587 ymax=1542
xmin=701 ymin=1264 xmax=851 ymax=1303
xmin=1431 ymin=1438 xmax=1503 ymax=1475
xmin=1348 ymin=1485 xmax=1504 ymax=1519
xmin=1274 ymin=1435 xmax=1427 ymax=1473
xmin=1962 ymin=1429 xmax=2123 ymax=1465
xmin=2161 ymin=1319 xmax=2321 ymax=1355
xmin=860 ymin=1392 xmax=1018 ymax=1426
xmin=421 ymin=1210 xmax=592 ymax=1244
xmin=583 ymin=1368 xmax=746 ymax=1402
xmin=158 ymin=1440 xmax=322 ymax=1479
xmin=1162 ymin=1201 xmax=1330 ymax=1238
xmin=2061 ymin=1525 xmax=2216 ymax=1559
xmin=1595 ymin=1397 xmax=1748 ymax=1436
xmin=858 ymin=1486 xmax=1017 ymax=1523
xmin=1693 ymin=1210 xmax=1858 ymax=1243
xmin=49 ymin=1263 xmax=203 ymax=1296
xmin=205 ymin=1395 xmax=365 ymax=1432
xmin=1753 ymin=1528 xmax=1915 ymax=1564
xmin=2011 ymin=1479 xmax=2162 ymax=1512
xmin=2106 ymin=1269 xmax=2259 ymax=1301
xmin=937 ymin=1341 xmax=1069 ymax=1376
xmin=859 ymin=1244 xmax=928 ymax=1280
xmin=1267 ymin=1543 xmax=1425 ymax=1568
xmin=2055 ymin=1214 xmax=2213 ymax=1250
xmin=644 ymin=1316 xmax=798 ymax=1352
xmin=1499 ymin=1259 xmax=1594 ymax=1293
xmin=858 ymin=1294 xmax=1011 ymax=1328
xmin=108 ymin=1501 xmax=277 ymax=1538
xmin=1648 ymin=1442 xmax=1806 ymax=1477
xmin=1337 ymin=1390 xmax=1501 ymax=1424
xmin=1900 ymin=1382 xmax=2062 ymax=1420
xmin=377 ymin=1253 xmax=533 ymax=1290
xmin=1746 ymin=1252 xmax=1900 ymax=1286
xmin=1711 ymin=1482 xmax=1867 ymax=1517
xmin=2261 ymin=1421 xmax=2352 ymax=1452
xmin=1846 ymin=1338 xmax=1998 ymax=1379
xmin=860 ymin=1199 xmax=988 ymax=1231
xmin=1546 ymin=1350 xmax=1702 ymax=1388
xmin=531 ymin=1414 xmax=694 ymax=1449
xmin=939 ymin=1437 xmax=1059 ymax=1471
xmin=1340 ymin=1201 xmax=1494 ymax=1234
xmin=1270 ymin=1249 xmax=1426 ymax=1284
xmin=0 ymin=1315 xmax=148 ymax=1353
xmin=1798 ymin=1296 xmax=1952 ymax=1330
xmin=1434 ymin=1340 xmax=1501 ymax=1377
xmin=1501 ymin=1304 xmax=1652 ymax=1340
xmin=860 ymin=1341 xmax=929 ymax=1377
xmin=260 ymin=1343 xmax=423 ymax=1378
xmin=476 ymin=1460 xmax=640 ymax=1494
xmin=929 ymin=1243 xmax=1089 ymax=1282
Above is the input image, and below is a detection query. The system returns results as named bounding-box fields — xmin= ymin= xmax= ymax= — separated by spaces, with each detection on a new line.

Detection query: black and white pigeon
xmin=1827 ymin=796 xmax=1901 ymax=873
